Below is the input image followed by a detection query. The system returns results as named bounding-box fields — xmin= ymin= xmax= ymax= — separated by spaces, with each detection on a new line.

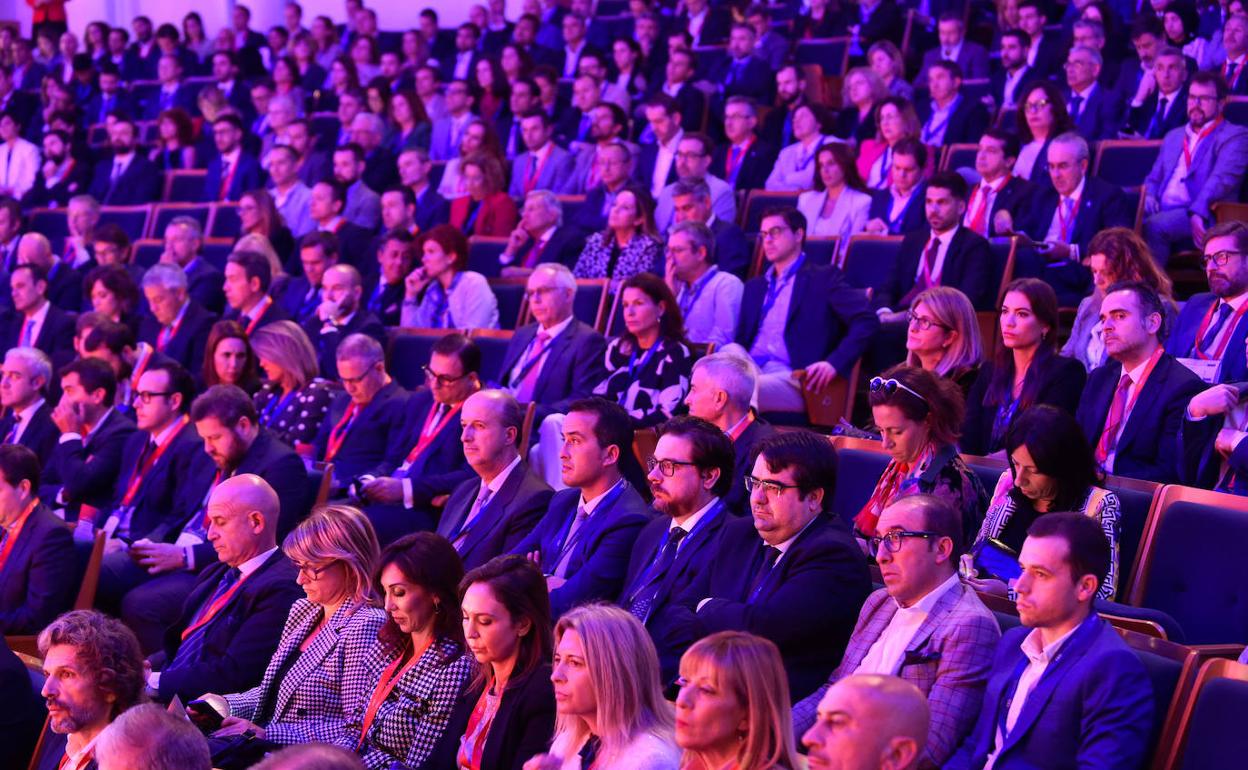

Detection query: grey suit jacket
xmin=654 ymin=173 xmax=737 ymax=231
xmin=508 ymin=144 xmax=577 ymax=199
xmin=343 ymin=181 xmax=381 ymax=231
xmin=1143 ymin=119 xmax=1248 ymax=221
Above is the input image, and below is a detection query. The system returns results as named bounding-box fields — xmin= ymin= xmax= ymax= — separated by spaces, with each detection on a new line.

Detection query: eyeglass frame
xmin=135 ymin=390 xmax=174 ymax=404
xmin=906 ymin=310 xmax=951 ymax=332
xmin=423 ymin=365 xmax=470 ymax=387
xmin=1202 ymin=250 xmax=1243 ymax=268
xmin=743 ymin=474 xmax=804 ymax=497
xmin=292 ymin=559 xmax=338 ymax=580
xmin=869 ymin=529 xmax=942 ymax=554
xmin=645 ymin=456 xmax=699 ymax=477
xmin=1023 ymin=98 xmax=1051 ymax=113
xmin=868 ymin=376 xmax=929 ymax=405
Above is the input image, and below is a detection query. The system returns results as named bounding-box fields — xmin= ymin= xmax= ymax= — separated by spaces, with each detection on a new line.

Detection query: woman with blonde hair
xmin=674 ymin=632 xmax=801 ymax=770
xmin=208 ymin=505 xmax=386 ymax=745
xmin=234 ymin=233 xmax=289 ymax=288
xmin=251 ymin=320 xmax=337 ymax=446
xmin=905 ymin=286 xmax=984 ymax=394
xmin=524 ymin=604 xmax=677 ymax=770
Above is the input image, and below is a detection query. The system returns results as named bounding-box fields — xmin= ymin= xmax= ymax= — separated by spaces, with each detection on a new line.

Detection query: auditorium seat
xmin=1093 ymin=140 xmax=1163 ymax=189
xmin=468 ymin=328 xmax=515 ymax=384
xmin=556 ymin=194 xmax=586 ymax=226
xmin=1225 ymin=96 xmax=1248 ymax=127
xmin=1115 ymin=628 xmax=1199 ymax=765
xmin=133 ymin=238 xmax=163 ymax=268
xmin=467 ymin=236 xmax=508 ymax=278
xmin=739 ymin=190 xmax=802 ymax=233
xmin=828 ymin=436 xmax=890 ymax=523
xmin=209 ymin=202 xmax=242 ymax=238
xmin=841 ymin=235 xmax=904 ymax=297
xmin=940 ymin=143 xmax=978 ymax=173
xmin=164 ymin=170 xmax=208 ymax=203
xmin=386 ymin=327 xmax=464 ymax=390
xmin=98 ymin=205 xmax=152 ymax=243
xmin=1105 ymin=474 xmax=1162 ymax=598
xmin=536 ymin=279 xmax=612 ymax=333
xmin=28 ymin=209 xmax=68 ymax=253
xmin=151 ymin=203 xmax=210 ymax=239
xmin=490 ymin=278 xmax=528 ymax=329
xmin=201 ymin=238 xmax=236 ymax=270
xmin=794 ymin=37 xmax=850 ymax=76
xmin=1161 ymin=658 xmax=1248 ymax=769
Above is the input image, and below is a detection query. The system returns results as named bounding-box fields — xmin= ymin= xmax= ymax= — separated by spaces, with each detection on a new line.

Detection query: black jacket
xmin=426 ymin=663 xmax=556 ymax=770
xmin=436 ymin=461 xmax=553 ymax=571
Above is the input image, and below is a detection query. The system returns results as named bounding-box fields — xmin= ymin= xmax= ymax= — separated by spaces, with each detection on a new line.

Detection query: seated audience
xmin=365 ymin=228 xmax=413 ymax=327
xmin=269 ymin=145 xmax=315 ymax=240
xmin=301 ymin=264 xmax=386 ymax=381
xmin=16 ymin=233 xmax=81 ymax=314
xmin=1061 ymin=45 xmax=1124 ymax=140
xmin=801 ymin=674 xmax=929 ymax=770
xmin=669 ymin=179 xmax=750 ymax=281
xmin=796 ymin=495 xmax=999 ymax=766
xmin=832 ymin=67 xmax=885 ymax=145
xmin=964 ymin=130 xmax=1034 ymax=239
xmin=147 ymin=474 xmax=304 ymax=702
xmin=916 ymin=61 xmax=990 ymax=146
xmin=857 ymin=97 xmax=926 ymax=191
xmin=0 ymin=444 xmax=74 ymax=634
xmin=251 ymin=321 xmax=337 ymax=447
xmin=962 ymin=279 xmax=1086 ymax=456
xmin=765 ymin=104 xmax=835 ymax=192
xmin=507 ymin=110 xmax=576 ymax=199
xmin=343 ymin=532 xmax=475 ymax=769
xmin=201 ymin=320 xmax=261 ymax=394
xmin=573 ymin=183 xmax=663 ymax=290
xmin=333 ymin=144 xmax=381 ymax=231
xmin=2 ymin=264 xmax=76 ymax=368
xmin=223 ymin=250 xmax=290 ymax=334
xmin=34 ymin=610 xmax=145 ymax=770
xmin=161 ymin=217 xmax=225 ymax=315
xmin=436 ymin=390 xmax=552 ymax=570
xmin=944 ymin=513 xmax=1153 ymax=770
xmin=1166 ymin=222 xmax=1248 ymax=384
xmin=139 ymin=264 xmax=218 ymax=377
xmin=1012 ymin=81 xmax=1075 ymax=184
xmin=283 ymin=232 xmax=339 ymax=324
xmin=568 ymin=141 xmax=635 ymax=234
xmin=1123 ymin=46 xmax=1189 ymax=140
xmin=95 ymin=703 xmax=212 ymax=770
xmin=84 ymin=264 xmax=143 ymax=335
xmin=526 ymin=604 xmax=679 ymax=770
xmin=499 ymin=191 xmax=587 ymax=276
xmin=87 ymin=118 xmax=161 ymax=205
xmin=904 ymin=287 xmax=983 ymax=394
xmin=797 ymin=143 xmax=872 ymax=246
xmin=671 ymin=431 xmax=871 ymax=701
xmin=1076 ymin=281 xmax=1205 ymax=483
xmin=665 ymin=221 xmax=743 ymax=347
xmin=203 ymin=114 xmax=264 ymax=202
xmin=711 ymin=96 xmax=777 ymax=194
xmin=0 ymin=346 xmax=58 ymax=465
xmin=863 ymin=138 xmax=929 ymax=236
xmin=449 ymin=153 xmax=518 ymax=238
xmin=653 ymin=132 xmax=736 ymax=233
xmin=400 ymin=224 xmax=499 ymax=330
xmin=206 ymin=506 xmax=385 ymax=747
xmin=310 ymin=181 xmax=373 ymax=272
xmin=855 ymin=368 xmax=986 ymax=543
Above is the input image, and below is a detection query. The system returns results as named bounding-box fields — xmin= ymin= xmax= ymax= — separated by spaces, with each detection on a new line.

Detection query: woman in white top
xmin=523 ymin=604 xmax=678 ymax=770
xmin=0 ymin=113 xmax=39 ymax=201
xmin=796 ymin=143 xmax=872 ymax=255
xmin=401 ymin=224 xmax=500 ymax=330
xmin=1012 ymin=81 xmax=1075 ymax=184
xmin=765 ymin=104 xmax=837 ymax=192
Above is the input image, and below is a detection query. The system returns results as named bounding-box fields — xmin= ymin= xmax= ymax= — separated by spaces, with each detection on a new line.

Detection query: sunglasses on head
xmin=869 ymin=377 xmax=929 ymax=405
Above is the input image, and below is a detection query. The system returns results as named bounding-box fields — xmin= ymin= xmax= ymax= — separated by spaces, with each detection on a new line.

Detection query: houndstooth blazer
xmin=792 ymin=579 xmax=1001 ymax=769
xmin=222 ymin=598 xmax=386 ymax=746
xmin=340 ymin=635 xmax=477 ymax=770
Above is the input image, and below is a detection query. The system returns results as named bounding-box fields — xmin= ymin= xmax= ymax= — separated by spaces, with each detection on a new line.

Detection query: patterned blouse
xmin=857 ymin=444 xmax=988 ymax=546
xmin=573 ymin=231 xmax=663 ymax=291
xmin=976 ymin=470 xmax=1122 ymax=600
xmin=593 ymin=336 xmax=693 ymax=428
xmin=253 ymin=379 xmax=338 ymax=447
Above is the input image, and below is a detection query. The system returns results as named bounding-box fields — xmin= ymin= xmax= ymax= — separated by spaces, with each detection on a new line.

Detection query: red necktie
xmin=1094 ymin=374 xmax=1132 ymax=466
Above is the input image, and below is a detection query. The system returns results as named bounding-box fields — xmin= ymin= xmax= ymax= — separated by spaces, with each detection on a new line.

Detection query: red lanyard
xmin=967 ymin=175 xmax=1007 ymax=233
xmin=524 ymin=148 xmax=552 ymax=193
xmin=57 ymin=748 xmax=93 ymax=770
xmin=158 ymin=307 xmax=187 ymax=351
xmin=120 ymin=417 xmax=189 ymax=507
xmin=727 ymin=412 xmax=754 ymax=442
xmin=324 ymin=403 xmax=360 ymax=462
xmin=1183 ymin=118 xmax=1221 ymax=168
xmin=1224 ymin=59 xmax=1243 ymax=89
xmin=180 ymin=565 xmax=252 ymax=640
xmin=129 ymin=346 xmax=153 ymax=392
xmin=243 ymin=296 xmax=271 ymax=335
xmin=1192 ymin=298 xmax=1248 ymax=360
xmin=1056 ymin=194 xmax=1081 ymax=242
xmin=358 ymin=638 xmax=433 ymax=748
xmin=0 ymin=499 xmax=37 ymax=575
xmin=1120 ymin=347 xmax=1165 ymax=421
xmin=402 ymin=402 xmax=463 ymax=467
xmin=460 ymin=685 xmax=504 ymax=770
xmin=726 ymin=137 xmax=754 ymax=180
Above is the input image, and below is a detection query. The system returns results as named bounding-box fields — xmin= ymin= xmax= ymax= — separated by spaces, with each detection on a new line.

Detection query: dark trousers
xmin=360 ymin=502 xmax=436 ymax=546
xmin=121 ymin=570 xmax=198 ymax=654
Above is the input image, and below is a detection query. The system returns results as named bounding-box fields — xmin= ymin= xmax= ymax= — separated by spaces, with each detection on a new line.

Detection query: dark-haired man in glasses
xmin=792 ymin=494 xmax=999 ymax=767
xmin=1166 ymin=221 xmax=1248 ymax=384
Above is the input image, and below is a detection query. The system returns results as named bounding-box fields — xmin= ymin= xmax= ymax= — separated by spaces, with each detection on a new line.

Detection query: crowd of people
xmin=1 ymin=0 xmax=1248 ymax=768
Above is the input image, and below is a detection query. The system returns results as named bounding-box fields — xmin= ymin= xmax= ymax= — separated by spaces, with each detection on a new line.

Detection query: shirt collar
xmin=540 ymin=313 xmax=576 ymax=338
xmin=579 ymin=477 xmax=625 ymax=515
xmin=671 ymin=495 xmax=720 ymax=533
xmin=1073 ymin=82 xmax=1096 ymax=100
xmin=84 ymin=408 xmax=115 ymax=443
xmin=930 ymin=224 xmax=959 ymax=246
xmin=895 ymin=571 xmax=960 ymax=612
xmin=1020 ymin=618 xmax=1082 ymax=662
xmin=24 ymin=298 xmax=50 ymax=324
xmin=485 ymin=454 xmax=523 ymax=494
xmin=14 ymin=397 xmax=44 ymax=425
xmin=1063 ymin=176 xmax=1087 ymax=203
xmin=236 ymin=545 xmax=279 ymax=578
xmin=149 ymin=415 xmax=185 ymax=446
xmin=769 ymin=514 xmax=819 ymax=556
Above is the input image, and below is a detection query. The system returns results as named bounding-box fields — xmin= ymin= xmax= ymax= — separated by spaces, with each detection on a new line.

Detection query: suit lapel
xmin=1116 ymin=354 xmax=1170 ymax=453
xmin=460 ymin=467 xmax=526 ymax=560
xmin=500 ymin=326 xmax=535 ymax=385
xmin=842 ymin=594 xmax=899 ymax=673
xmin=273 ymin=603 xmax=353 ymax=718
xmin=999 ymin=617 xmax=1100 ymax=755
xmin=534 ymin=324 xmax=575 ymax=395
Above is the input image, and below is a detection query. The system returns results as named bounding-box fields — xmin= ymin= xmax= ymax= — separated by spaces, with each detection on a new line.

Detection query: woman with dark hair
xmin=592 ymin=272 xmax=693 ymax=428
xmin=966 ymin=405 xmax=1121 ymax=599
xmin=573 ymin=183 xmax=664 ymax=289
xmin=151 ymin=108 xmax=198 ymax=171
xmin=84 ymin=263 xmax=142 ymax=333
xmin=238 ymin=189 xmax=296 ymax=266
xmin=472 ymin=57 xmax=509 ymax=123
xmin=427 ymin=555 xmax=556 ymax=770
xmin=182 ymin=12 xmax=214 ymax=64
xmin=499 ymin=44 xmax=535 ymax=83
xmin=961 ymin=278 xmax=1086 ymax=456
xmin=797 ymin=142 xmax=872 ymax=245
xmin=273 ymin=55 xmax=306 ymax=106
xmin=793 ymin=0 xmax=844 ymax=39
xmin=611 ymin=39 xmax=648 ymax=101
xmin=365 ymin=76 xmax=394 ymax=126
xmin=292 ymin=31 xmax=329 ymax=94
xmin=389 ymin=90 xmax=431 ymax=156
xmin=1163 ymin=0 xmax=1212 ymax=69
xmin=856 ymin=96 xmax=931 ymax=189
xmin=855 ymin=366 xmax=987 ymax=542
xmin=1013 ymin=80 xmax=1075 ymax=184
xmin=202 ymin=320 xmax=261 ymax=393
xmin=313 ymin=54 xmax=361 ymax=112
xmin=311 ymin=16 xmax=344 ymax=71
xmin=401 ymin=224 xmax=500 ymax=330
xmin=438 ymin=119 xmax=504 ymax=201
xmin=350 ymin=35 xmax=380 ymax=83
xmin=449 ymin=153 xmax=518 ymax=238
xmin=345 ymin=532 xmax=476 ymax=769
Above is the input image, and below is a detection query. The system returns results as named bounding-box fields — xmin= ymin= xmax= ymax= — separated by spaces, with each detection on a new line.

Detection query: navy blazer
xmin=87 ymin=153 xmax=161 ymax=205
xmin=106 ymin=419 xmax=204 ymax=541
xmin=711 ymin=55 xmax=774 ymax=103
xmin=137 ymin=300 xmax=219 ymax=376
xmin=735 ymin=260 xmax=879 ymax=375
xmin=0 ymin=635 xmax=44 ymax=770
xmin=1165 ymin=292 xmax=1248 ymax=384
xmin=498 ymin=319 xmax=608 ymax=422
xmin=414 ymin=186 xmax=451 ymax=232
xmin=313 ymin=381 xmax=410 ymax=485
xmin=880 ymin=226 xmax=995 ymax=311
xmin=142 ymin=84 xmax=198 ymax=120
xmin=983 ymin=175 xmax=1035 ymax=226
xmin=512 ymin=481 xmax=653 ymax=617
xmin=991 ymin=65 xmax=1042 ymax=112
xmin=1178 ymin=407 xmax=1235 ymax=491
xmin=868 ymin=183 xmax=929 ymax=235
xmin=916 ymin=96 xmax=990 ymax=146
xmin=437 ymin=460 xmax=553 ymax=571
xmin=427 ymin=663 xmax=556 ymax=770
xmin=156 ymin=550 xmax=304 ymax=702
xmin=301 ymin=310 xmax=386 ymax=380
xmin=624 ymin=501 xmax=730 ymax=681
xmin=41 ymin=409 xmax=138 ymax=520
xmin=636 ymin=142 xmax=679 ymax=192
xmin=670 ymin=513 xmax=871 ymax=701
xmin=709 ymin=218 xmax=751 ymax=279
xmin=0 ymin=504 xmax=75 ymax=634
xmin=185 ymin=257 xmax=226 ymax=315
xmin=944 ymin=616 xmax=1153 ymax=770
xmin=725 ymin=418 xmax=776 ymax=515
xmin=1065 ymin=83 xmax=1125 ymax=141
xmin=1 ymin=303 xmax=77 ymax=368
xmin=0 ymin=402 xmax=59 ymax=468
xmin=223 ymin=297 xmax=291 ymax=332
xmin=379 ymin=389 xmax=473 ymax=509
xmin=1020 ymin=177 xmax=1133 ymax=258
xmin=710 ymin=138 xmax=778 ymax=193
xmin=1076 ymin=352 xmax=1206 ymax=483
xmin=1125 ymin=86 xmax=1189 ymax=139
xmin=962 ymin=355 xmax=1087 ymax=456
xmin=512 ymin=226 xmax=587 ymax=270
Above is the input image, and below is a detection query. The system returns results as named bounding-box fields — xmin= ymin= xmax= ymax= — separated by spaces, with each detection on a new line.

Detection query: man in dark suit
xmin=852 ymin=0 xmax=905 ymax=49
xmin=309 ymin=180 xmax=373 ymax=271
xmin=87 ymin=119 xmax=160 ymax=206
xmin=209 ymin=51 xmax=256 ymax=124
xmin=877 ymin=172 xmax=995 ymax=314
xmin=944 ymin=514 xmax=1153 ymax=770
xmin=500 ymin=191 xmax=587 ymax=273
xmin=1017 ymin=0 xmax=1064 ymax=78
xmin=32 ymin=610 xmax=145 ymax=770
xmin=0 ymin=347 xmax=58 ymax=467
xmin=312 ymin=334 xmax=409 ymax=489
xmin=0 ymin=444 xmax=75 ymax=634
xmin=438 ymin=390 xmax=552 ymax=570
xmin=222 ymin=251 xmax=289 ymax=334
xmin=669 ymin=431 xmax=870 ymax=701
xmin=365 ymin=226 xmax=414 ymax=327
xmin=202 ymin=114 xmax=265 ymax=203
xmin=138 ymin=264 xmax=219 ymax=377
xmin=645 ymin=49 xmax=706 ymax=136
xmin=711 ymin=97 xmax=777 ymax=193
xmin=2 ymin=263 xmax=76 ymax=368
xmin=568 ymin=141 xmax=635 ymax=233
xmin=734 ymin=207 xmax=879 ymax=414
xmin=358 ymin=333 xmax=481 ymax=543
xmin=917 ymin=14 xmax=991 ymax=87
xmin=0 ymin=634 xmax=43 ymax=769
xmin=148 ymin=474 xmax=303 ymax=703
xmin=917 ymin=61 xmax=990 ymax=147
xmin=865 ymin=139 xmax=929 ymax=236
xmin=1063 ymin=46 xmax=1125 ymax=141
xmin=283 ymin=232 xmax=338 ymax=324
xmin=144 ymin=53 xmax=197 ymax=120
xmin=1122 ymin=48 xmax=1189 ymax=139
xmin=636 ymin=95 xmax=685 ymax=198
xmin=498 ymin=264 xmax=608 ymax=422
xmin=82 ymin=64 xmax=134 ymax=127
xmin=678 ymin=0 xmax=732 ymax=46
xmin=711 ymin=24 xmax=773 ymax=105
xmin=397 ymin=148 xmax=451 ymax=233
xmin=963 ymin=130 xmax=1034 ymax=239
xmin=1179 ymin=379 xmax=1248 ymax=493
xmin=301 ymin=264 xmax=386 ymax=380
xmin=1167 ymin=223 xmax=1248 ymax=384
xmin=1219 ymin=13 xmax=1248 ymax=97
xmin=513 ymin=398 xmax=652 ymax=617
xmin=159 ymin=216 xmax=224 ymax=315
xmin=621 ymin=416 xmax=733 ymax=681
xmin=668 ymin=180 xmax=750 ymax=279
xmin=41 ymin=358 xmax=137 ymax=522
xmin=15 ymin=233 xmax=82 ymax=315
xmin=992 ymin=30 xmax=1042 ymax=112
xmin=1076 ymin=282 xmax=1206 ymax=483
xmin=24 ymin=129 xmax=91 ymax=211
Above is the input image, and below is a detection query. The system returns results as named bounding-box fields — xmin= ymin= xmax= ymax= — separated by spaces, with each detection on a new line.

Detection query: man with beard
xmin=992 ymin=29 xmax=1040 ymax=112
xmin=1168 ymin=221 xmax=1248 ymax=384
xmin=1142 ymin=71 xmax=1248 ymax=264
xmin=33 ymin=610 xmax=145 ymax=770
xmin=301 ymin=264 xmax=385 ymax=380
xmin=760 ymin=65 xmax=808 ymax=149
xmin=25 ymin=130 xmax=89 ymax=209
xmin=87 ymin=119 xmax=159 ymax=205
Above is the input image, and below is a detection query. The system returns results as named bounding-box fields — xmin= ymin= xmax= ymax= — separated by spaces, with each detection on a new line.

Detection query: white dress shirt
xmin=855 ymin=572 xmax=961 ymax=675
xmin=0 ymin=138 xmax=40 ymax=199
xmin=8 ymin=397 xmax=45 ymax=445
xmin=16 ymin=299 xmax=50 ymax=349
xmin=651 ymin=130 xmax=683 ymax=197
xmin=1104 ymin=348 xmax=1163 ymax=471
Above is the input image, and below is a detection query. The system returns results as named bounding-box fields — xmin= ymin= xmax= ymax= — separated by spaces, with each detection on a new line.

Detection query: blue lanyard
xmin=463 ymin=199 xmax=483 ymax=231
xmin=678 ymin=267 xmax=718 ymax=317
xmin=260 ymin=388 xmax=299 ymax=426
xmin=625 ymin=500 xmax=723 ymax=603
xmin=922 ymin=95 xmax=960 ymax=144
xmin=760 ymin=254 xmax=805 ymax=321
xmin=549 ymin=480 xmax=628 ymax=570
xmin=428 ymin=273 xmax=462 ymax=328
xmin=797 ymin=138 xmax=822 ymax=171
xmin=886 ymin=190 xmax=918 ymax=233
xmin=627 ymin=340 xmax=664 ymax=378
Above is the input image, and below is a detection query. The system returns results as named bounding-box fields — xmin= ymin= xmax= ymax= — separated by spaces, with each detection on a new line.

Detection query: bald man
xmin=146 ymin=474 xmax=302 ymax=702
xmin=301 ymin=264 xmax=387 ymax=380
xmin=16 ymin=229 xmax=82 ymax=311
xmin=802 ymin=674 xmax=929 ymax=770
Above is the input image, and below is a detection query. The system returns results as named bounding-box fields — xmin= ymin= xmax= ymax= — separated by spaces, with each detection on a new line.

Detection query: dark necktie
xmin=626 ymin=526 xmax=688 ymax=621
xmin=1199 ymin=302 xmax=1234 ymax=355
xmin=750 ymin=545 xmax=782 ymax=594
xmin=174 ymin=566 xmax=243 ymax=666
xmin=1069 ymin=94 xmax=1084 ymax=121
xmin=1148 ymin=97 xmax=1168 ymax=138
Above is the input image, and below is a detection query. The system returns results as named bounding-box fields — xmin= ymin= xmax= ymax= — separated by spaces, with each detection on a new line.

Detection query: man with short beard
xmin=87 ymin=119 xmax=159 ymax=205
xmin=1167 ymin=222 xmax=1248 ymax=383
xmin=26 ymin=129 xmax=89 ymax=209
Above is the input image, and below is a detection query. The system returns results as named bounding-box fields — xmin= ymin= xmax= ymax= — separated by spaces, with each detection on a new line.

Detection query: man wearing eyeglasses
xmin=653 ymin=133 xmax=736 ymax=232
xmin=1061 ymin=46 xmax=1124 ymax=141
xmin=792 ymin=494 xmax=999 ymax=767
xmin=1141 ymin=71 xmax=1248 ymax=265
xmin=619 ymin=416 xmax=733 ymax=681
xmin=357 ymin=333 xmax=481 ymax=544
xmin=670 ymin=431 xmax=869 ymax=701
xmin=1167 ymin=222 xmax=1248 ymax=386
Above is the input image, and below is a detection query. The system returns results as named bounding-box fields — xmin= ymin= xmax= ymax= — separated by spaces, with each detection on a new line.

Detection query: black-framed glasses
xmin=869 ymin=377 xmax=929 ymax=405
xmin=744 ymin=475 xmax=802 ymax=497
xmin=869 ymin=530 xmax=941 ymax=554
xmin=646 ymin=456 xmax=697 ymax=477
xmin=760 ymin=226 xmax=791 ymax=241
xmin=423 ymin=366 xmax=469 ymax=387
xmin=906 ymin=311 xmax=951 ymax=332
xmin=1202 ymin=250 xmax=1243 ymax=268
xmin=292 ymin=560 xmax=338 ymax=580
xmin=135 ymin=390 xmax=173 ymax=404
